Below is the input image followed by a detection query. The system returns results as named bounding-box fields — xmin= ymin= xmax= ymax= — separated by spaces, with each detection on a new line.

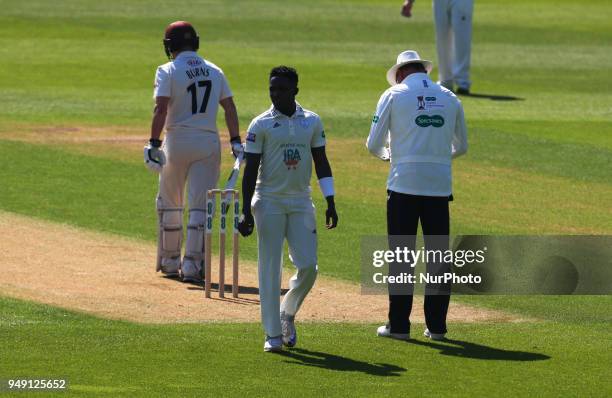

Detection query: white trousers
xmin=252 ymin=194 xmax=318 ymax=337
xmin=156 ymin=131 xmax=220 ymax=261
xmin=433 ymin=0 xmax=474 ymax=90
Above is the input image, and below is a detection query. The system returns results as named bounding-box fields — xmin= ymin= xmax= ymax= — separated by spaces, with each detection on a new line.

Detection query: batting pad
xmin=185 ymin=208 xmax=206 ymax=261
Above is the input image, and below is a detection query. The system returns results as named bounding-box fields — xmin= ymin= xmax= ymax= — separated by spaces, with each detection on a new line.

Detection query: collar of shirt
xmin=399 ymin=72 xmax=430 ymax=86
xmin=269 ymin=102 xmax=305 ymax=119
xmin=174 ymin=51 xmax=199 ymax=60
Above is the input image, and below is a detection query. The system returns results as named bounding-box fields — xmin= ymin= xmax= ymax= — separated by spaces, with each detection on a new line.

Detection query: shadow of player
xmin=409 ymin=338 xmax=550 ymax=361
xmin=163 ymin=275 xmax=285 ymax=295
xmin=183 ymin=281 xmax=288 ymax=296
xmin=278 ymin=348 xmax=406 ymax=377
xmin=458 ymin=92 xmax=524 ymax=101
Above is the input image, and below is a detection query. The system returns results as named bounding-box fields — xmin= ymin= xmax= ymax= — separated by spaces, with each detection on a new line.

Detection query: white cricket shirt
xmin=153 ymin=51 xmax=233 ymax=134
xmin=366 ymin=73 xmax=468 ymax=196
xmin=245 ymin=103 xmax=326 ymax=198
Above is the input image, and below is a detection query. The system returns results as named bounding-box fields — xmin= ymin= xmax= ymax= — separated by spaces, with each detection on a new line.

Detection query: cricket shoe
xmin=423 ymin=328 xmax=446 ymax=341
xmin=455 ymin=87 xmax=470 ymax=96
xmin=181 ymin=257 xmax=203 ymax=283
xmin=376 ymin=324 xmax=410 ymax=341
xmin=437 ymin=80 xmax=454 ymax=91
xmin=280 ymin=311 xmax=297 ymax=347
xmin=264 ymin=335 xmax=283 ymax=352
xmin=160 ymin=257 xmax=180 ymax=277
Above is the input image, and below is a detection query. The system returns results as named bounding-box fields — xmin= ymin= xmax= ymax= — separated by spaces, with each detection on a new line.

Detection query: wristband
xmin=149 ymin=138 xmax=162 ymax=148
xmin=230 ymin=136 xmax=242 ymax=144
xmin=318 ymin=176 xmax=335 ymax=198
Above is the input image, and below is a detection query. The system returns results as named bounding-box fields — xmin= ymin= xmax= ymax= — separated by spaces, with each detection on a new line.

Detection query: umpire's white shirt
xmin=153 ymin=51 xmax=233 ymax=134
xmin=366 ymin=73 xmax=467 ymax=196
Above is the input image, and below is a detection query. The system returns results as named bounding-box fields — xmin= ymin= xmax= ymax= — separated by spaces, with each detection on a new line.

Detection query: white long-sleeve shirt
xmin=366 ymin=73 xmax=467 ymax=196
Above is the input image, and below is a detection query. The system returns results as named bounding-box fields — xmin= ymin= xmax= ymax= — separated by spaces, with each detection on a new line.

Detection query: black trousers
xmin=387 ymin=190 xmax=451 ymax=335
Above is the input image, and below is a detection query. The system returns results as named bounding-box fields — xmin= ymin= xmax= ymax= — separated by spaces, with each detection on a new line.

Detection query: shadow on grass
xmin=458 ymin=92 xmax=524 ymax=101
xmin=409 ymin=338 xmax=550 ymax=361
xmin=279 ymin=348 xmax=406 ymax=376
xmin=164 ymin=275 xmax=288 ymax=295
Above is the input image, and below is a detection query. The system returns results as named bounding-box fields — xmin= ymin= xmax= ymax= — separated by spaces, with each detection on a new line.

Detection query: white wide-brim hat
xmin=386 ymin=50 xmax=433 ymax=86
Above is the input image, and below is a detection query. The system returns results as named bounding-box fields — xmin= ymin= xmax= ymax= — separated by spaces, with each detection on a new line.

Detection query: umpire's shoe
xmin=376 ymin=324 xmax=410 ymax=341
xmin=181 ymin=257 xmax=203 ymax=283
xmin=423 ymin=328 xmax=446 ymax=341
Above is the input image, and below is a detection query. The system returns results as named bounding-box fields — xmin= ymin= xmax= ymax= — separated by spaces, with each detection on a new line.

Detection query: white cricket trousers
xmin=156 ymin=130 xmax=221 ymax=260
xmin=433 ymin=0 xmax=474 ymax=90
xmin=252 ymin=194 xmax=318 ymax=338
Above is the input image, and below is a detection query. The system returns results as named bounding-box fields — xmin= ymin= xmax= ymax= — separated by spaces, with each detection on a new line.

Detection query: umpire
xmin=366 ymin=50 xmax=467 ymax=340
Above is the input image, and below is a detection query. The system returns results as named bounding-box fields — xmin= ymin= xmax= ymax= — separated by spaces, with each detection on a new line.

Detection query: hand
xmin=401 ymin=0 xmax=414 ymax=17
xmin=325 ymin=201 xmax=338 ymax=229
xmin=144 ymin=139 xmax=166 ymax=173
xmin=230 ymin=137 xmax=244 ymax=159
xmin=238 ymin=211 xmax=254 ymax=237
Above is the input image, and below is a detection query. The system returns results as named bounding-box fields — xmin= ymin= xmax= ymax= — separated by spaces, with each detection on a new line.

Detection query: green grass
xmin=1 ymin=297 xmax=611 ymax=397
xmin=0 ymin=0 xmax=611 ymax=395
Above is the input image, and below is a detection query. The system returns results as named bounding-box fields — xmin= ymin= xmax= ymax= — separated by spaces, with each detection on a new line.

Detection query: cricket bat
xmin=224 ymin=151 xmax=244 ymax=190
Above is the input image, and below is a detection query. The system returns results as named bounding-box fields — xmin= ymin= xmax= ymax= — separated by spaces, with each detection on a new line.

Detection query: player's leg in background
xmin=156 ymin=138 xmax=190 ymax=276
xmin=282 ymin=199 xmax=318 ymax=317
xmin=451 ymin=0 xmax=474 ymax=91
xmin=387 ymin=191 xmax=420 ymax=334
xmin=420 ymin=196 xmax=450 ymax=334
xmin=433 ymin=0 xmax=454 ymax=90
xmin=253 ymin=196 xmax=287 ymax=338
xmin=183 ymin=133 xmax=221 ymax=280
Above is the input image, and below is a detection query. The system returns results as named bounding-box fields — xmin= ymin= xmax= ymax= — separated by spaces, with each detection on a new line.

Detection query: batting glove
xmin=230 ymin=136 xmax=244 ymax=159
xmin=144 ymin=138 xmax=166 ymax=173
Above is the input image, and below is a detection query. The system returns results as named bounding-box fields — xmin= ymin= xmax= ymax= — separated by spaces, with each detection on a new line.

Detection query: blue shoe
xmin=281 ymin=312 xmax=297 ymax=347
xmin=264 ymin=335 xmax=283 ymax=352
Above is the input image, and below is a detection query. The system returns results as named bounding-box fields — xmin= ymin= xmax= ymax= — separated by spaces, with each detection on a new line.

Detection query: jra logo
xmin=283 ymin=148 xmax=301 ymax=169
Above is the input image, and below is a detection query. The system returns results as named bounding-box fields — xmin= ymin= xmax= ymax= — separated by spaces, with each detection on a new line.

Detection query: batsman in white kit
xmin=238 ymin=66 xmax=338 ymax=352
xmin=144 ymin=21 xmax=243 ymax=282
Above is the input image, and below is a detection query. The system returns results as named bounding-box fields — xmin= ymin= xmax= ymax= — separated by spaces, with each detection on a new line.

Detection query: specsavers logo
xmin=415 ymin=115 xmax=445 ymax=128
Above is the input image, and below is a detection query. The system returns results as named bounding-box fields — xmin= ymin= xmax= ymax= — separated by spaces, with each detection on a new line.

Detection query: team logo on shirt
xmin=299 ymin=119 xmax=310 ymax=129
xmin=283 ymin=148 xmax=301 ymax=169
xmin=246 ymin=132 xmax=256 ymax=142
xmin=415 ymin=115 xmax=445 ymax=128
xmin=273 ymin=122 xmax=281 ymax=128
xmin=372 ymin=115 xmax=379 ymax=123
xmin=417 ymin=96 xmax=444 ymax=110
xmin=417 ymin=96 xmax=426 ymax=110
